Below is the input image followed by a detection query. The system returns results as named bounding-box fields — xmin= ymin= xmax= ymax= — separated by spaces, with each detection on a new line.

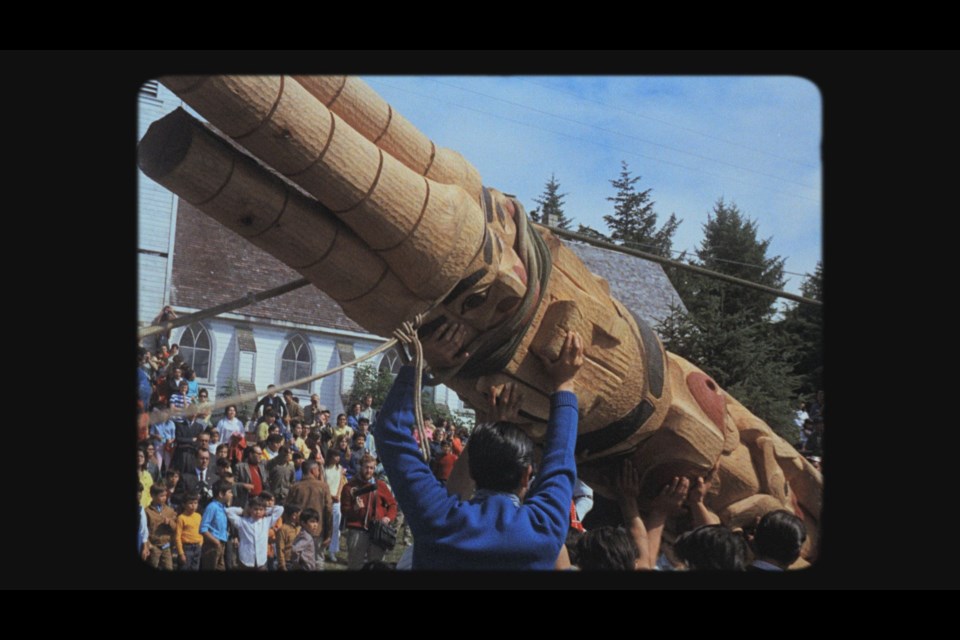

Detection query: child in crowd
xmin=290 ymin=508 xmax=324 ymax=571
xmin=276 ymin=506 xmax=301 ymax=571
xmin=225 ymin=496 xmax=284 ymax=571
xmin=144 ymin=485 xmax=178 ymax=570
xmin=176 ymin=493 xmax=204 ymax=570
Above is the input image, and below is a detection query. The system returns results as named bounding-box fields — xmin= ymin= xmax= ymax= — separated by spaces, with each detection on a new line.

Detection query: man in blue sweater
xmin=374 ymin=323 xmax=584 ymax=570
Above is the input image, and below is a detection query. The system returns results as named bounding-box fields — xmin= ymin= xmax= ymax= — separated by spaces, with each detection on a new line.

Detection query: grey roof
xmin=567 ymin=241 xmax=686 ymax=331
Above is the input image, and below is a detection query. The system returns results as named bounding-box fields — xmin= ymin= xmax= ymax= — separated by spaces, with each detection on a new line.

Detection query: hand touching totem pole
xmin=138 ymin=76 xmax=821 ymax=563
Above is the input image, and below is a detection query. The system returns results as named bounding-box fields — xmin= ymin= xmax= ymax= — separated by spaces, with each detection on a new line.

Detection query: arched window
xmin=280 ymin=335 xmax=312 ymax=391
xmin=179 ymin=324 xmax=211 ymax=379
xmin=378 ymin=347 xmax=434 ymax=403
xmin=378 ymin=347 xmax=404 ymax=381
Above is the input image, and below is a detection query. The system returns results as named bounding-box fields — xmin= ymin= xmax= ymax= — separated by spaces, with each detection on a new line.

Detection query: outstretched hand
xmin=487 ymin=382 xmax=524 ymax=423
xmin=421 ymin=322 xmax=470 ymax=370
xmin=650 ymin=476 xmax=690 ymax=517
xmin=538 ymin=330 xmax=585 ymax=393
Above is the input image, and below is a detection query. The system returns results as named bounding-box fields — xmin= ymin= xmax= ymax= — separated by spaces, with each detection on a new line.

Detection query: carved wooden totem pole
xmin=138 ymin=76 xmax=822 ymax=562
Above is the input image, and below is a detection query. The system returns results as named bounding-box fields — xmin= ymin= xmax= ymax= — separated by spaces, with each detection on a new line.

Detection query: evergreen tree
xmin=528 ymin=207 xmax=541 ymax=224
xmin=533 ymin=173 xmax=572 ymax=229
xmin=657 ymin=198 xmax=799 ymax=439
xmin=677 ymin=198 xmax=786 ymax=323
xmin=603 ymin=160 xmax=680 ymax=257
xmin=780 ymin=261 xmax=823 ymax=397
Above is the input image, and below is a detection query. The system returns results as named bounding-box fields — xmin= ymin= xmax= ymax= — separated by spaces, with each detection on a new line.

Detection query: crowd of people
xmin=137 ymin=314 xmax=817 ymax=572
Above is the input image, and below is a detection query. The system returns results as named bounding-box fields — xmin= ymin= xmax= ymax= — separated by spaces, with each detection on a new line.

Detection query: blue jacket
xmin=375 ymin=366 xmax=578 ymax=570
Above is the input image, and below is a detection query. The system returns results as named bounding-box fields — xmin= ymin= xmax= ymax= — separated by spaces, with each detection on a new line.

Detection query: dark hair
xmin=575 ymin=526 xmax=638 ymax=570
xmin=263 ymin=408 xmax=276 ymax=419
xmin=301 ymin=460 xmax=320 ymax=477
xmin=284 ymin=505 xmax=302 ymax=517
xmin=247 ymin=447 xmax=261 ymax=461
xmin=225 ymin=404 xmax=238 ymax=414
xmin=292 ymin=452 xmax=305 ymax=461
xmin=753 ymin=510 xmax=806 ymax=566
xmin=216 ymin=443 xmax=229 ymax=455
xmin=216 ymin=458 xmax=231 ymax=469
xmin=150 ymin=484 xmax=167 ymax=497
xmin=358 ymin=417 xmax=370 ymax=426
xmin=267 ymin=433 xmax=284 ymax=446
xmin=290 ymin=418 xmax=302 ymax=428
xmin=183 ymin=492 xmax=201 ymax=504
xmin=467 ymin=422 xmax=533 ymax=492
xmin=212 ymin=480 xmax=231 ymax=498
xmin=248 ymin=496 xmax=266 ymax=510
xmin=258 ymin=490 xmax=274 ymax=502
xmin=565 ymin=528 xmax=584 ymax=567
xmin=674 ymin=525 xmax=748 ymax=570
xmin=300 ymin=508 xmax=321 ymax=524
xmin=164 ymin=469 xmax=180 ymax=480
xmin=283 ymin=389 xmax=293 ymax=397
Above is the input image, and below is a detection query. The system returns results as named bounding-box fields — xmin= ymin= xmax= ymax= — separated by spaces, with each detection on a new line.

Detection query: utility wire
xmin=367 ymin=79 xmax=820 ymax=205
xmin=430 ymin=78 xmax=817 ymax=190
xmin=520 ymin=77 xmax=819 ymax=170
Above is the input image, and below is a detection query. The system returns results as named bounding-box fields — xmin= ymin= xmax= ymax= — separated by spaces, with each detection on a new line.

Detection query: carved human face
xmin=426 ymin=189 xmax=530 ymax=345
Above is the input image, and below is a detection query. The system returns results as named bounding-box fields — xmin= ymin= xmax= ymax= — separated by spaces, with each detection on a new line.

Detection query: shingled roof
xmin=171 ymin=200 xmax=684 ymax=336
xmin=171 ymin=200 xmax=366 ymax=334
xmin=567 ymin=241 xmax=686 ymax=329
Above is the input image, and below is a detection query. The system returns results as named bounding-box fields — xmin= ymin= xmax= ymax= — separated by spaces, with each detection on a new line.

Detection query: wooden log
xmin=162 ymin=75 xmax=486 ymax=302
xmin=294 ymin=75 xmax=483 ymax=201
xmin=137 ymin=107 xmax=428 ymax=336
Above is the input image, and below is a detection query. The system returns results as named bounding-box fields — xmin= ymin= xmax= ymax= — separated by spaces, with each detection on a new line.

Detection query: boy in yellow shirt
xmin=176 ymin=493 xmax=204 ymax=570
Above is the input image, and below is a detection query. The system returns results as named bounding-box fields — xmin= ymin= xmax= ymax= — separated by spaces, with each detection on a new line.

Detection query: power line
xmin=542 ymin=224 xmax=821 ymax=307
xmin=520 ymin=78 xmax=819 ymax=171
xmin=366 ymin=79 xmax=820 ymax=205
xmin=430 ymin=78 xmax=817 ymax=191
xmin=602 ymin=238 xmax=811 ymax=278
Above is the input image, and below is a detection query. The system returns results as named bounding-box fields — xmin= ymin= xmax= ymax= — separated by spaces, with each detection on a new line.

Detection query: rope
xmin=540 ymin=224 xmax=821 ymax=307
xmin=392 ymin=317 xmax=432 ymax=462
xmin=150 ymin=336 xmax=399 ymax=426
xmin=150 ymin=287 xmax=460 ymax=465
xmin=138 ymin=278 xmax=312 ymax=339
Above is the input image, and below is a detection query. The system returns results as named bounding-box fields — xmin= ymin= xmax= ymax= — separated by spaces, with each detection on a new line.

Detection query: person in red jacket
xmin=340 ymin=453 xmax=398 ymax=570
xmin=430 ymin=441 xmax=458 ymax=485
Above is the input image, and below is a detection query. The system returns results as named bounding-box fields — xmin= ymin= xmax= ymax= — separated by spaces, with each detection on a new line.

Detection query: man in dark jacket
xmin=234 ymin=445 xmax=268 ymax=509
xmin=285 ymin=460 xmax=334 ymax=551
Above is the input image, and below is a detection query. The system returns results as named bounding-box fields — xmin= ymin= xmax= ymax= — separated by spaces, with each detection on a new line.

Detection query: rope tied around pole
xmin=392 ymin=314 xmax=433 ymax=463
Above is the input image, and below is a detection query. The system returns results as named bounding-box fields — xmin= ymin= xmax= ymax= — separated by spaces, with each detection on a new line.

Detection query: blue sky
xmin=362 ymin=76 xmax=822 ymax=299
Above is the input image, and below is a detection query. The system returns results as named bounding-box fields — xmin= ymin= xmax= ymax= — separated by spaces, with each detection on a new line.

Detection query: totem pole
xmin=138 ymin=76 xmax=821 ymax=561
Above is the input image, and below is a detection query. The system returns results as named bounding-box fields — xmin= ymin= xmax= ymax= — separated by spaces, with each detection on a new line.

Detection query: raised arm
xmin=615 ymin=459 xmax=651 ymax=570
xmin=644 ymin=477 xmax=690 ymax=568
xmin=687 ymin=475 xmax=721 ymax=527
xmin=519 ymin=332 xmax=583 ymax=547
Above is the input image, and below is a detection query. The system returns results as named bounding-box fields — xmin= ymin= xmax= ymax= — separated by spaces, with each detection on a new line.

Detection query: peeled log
xmin=294 ymin=75 xmax=484 ymax=201
xmin=137 ymin=108 xmax=428 ymax=337
xmin=162 ymin=75 xmax=486 ymax=302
